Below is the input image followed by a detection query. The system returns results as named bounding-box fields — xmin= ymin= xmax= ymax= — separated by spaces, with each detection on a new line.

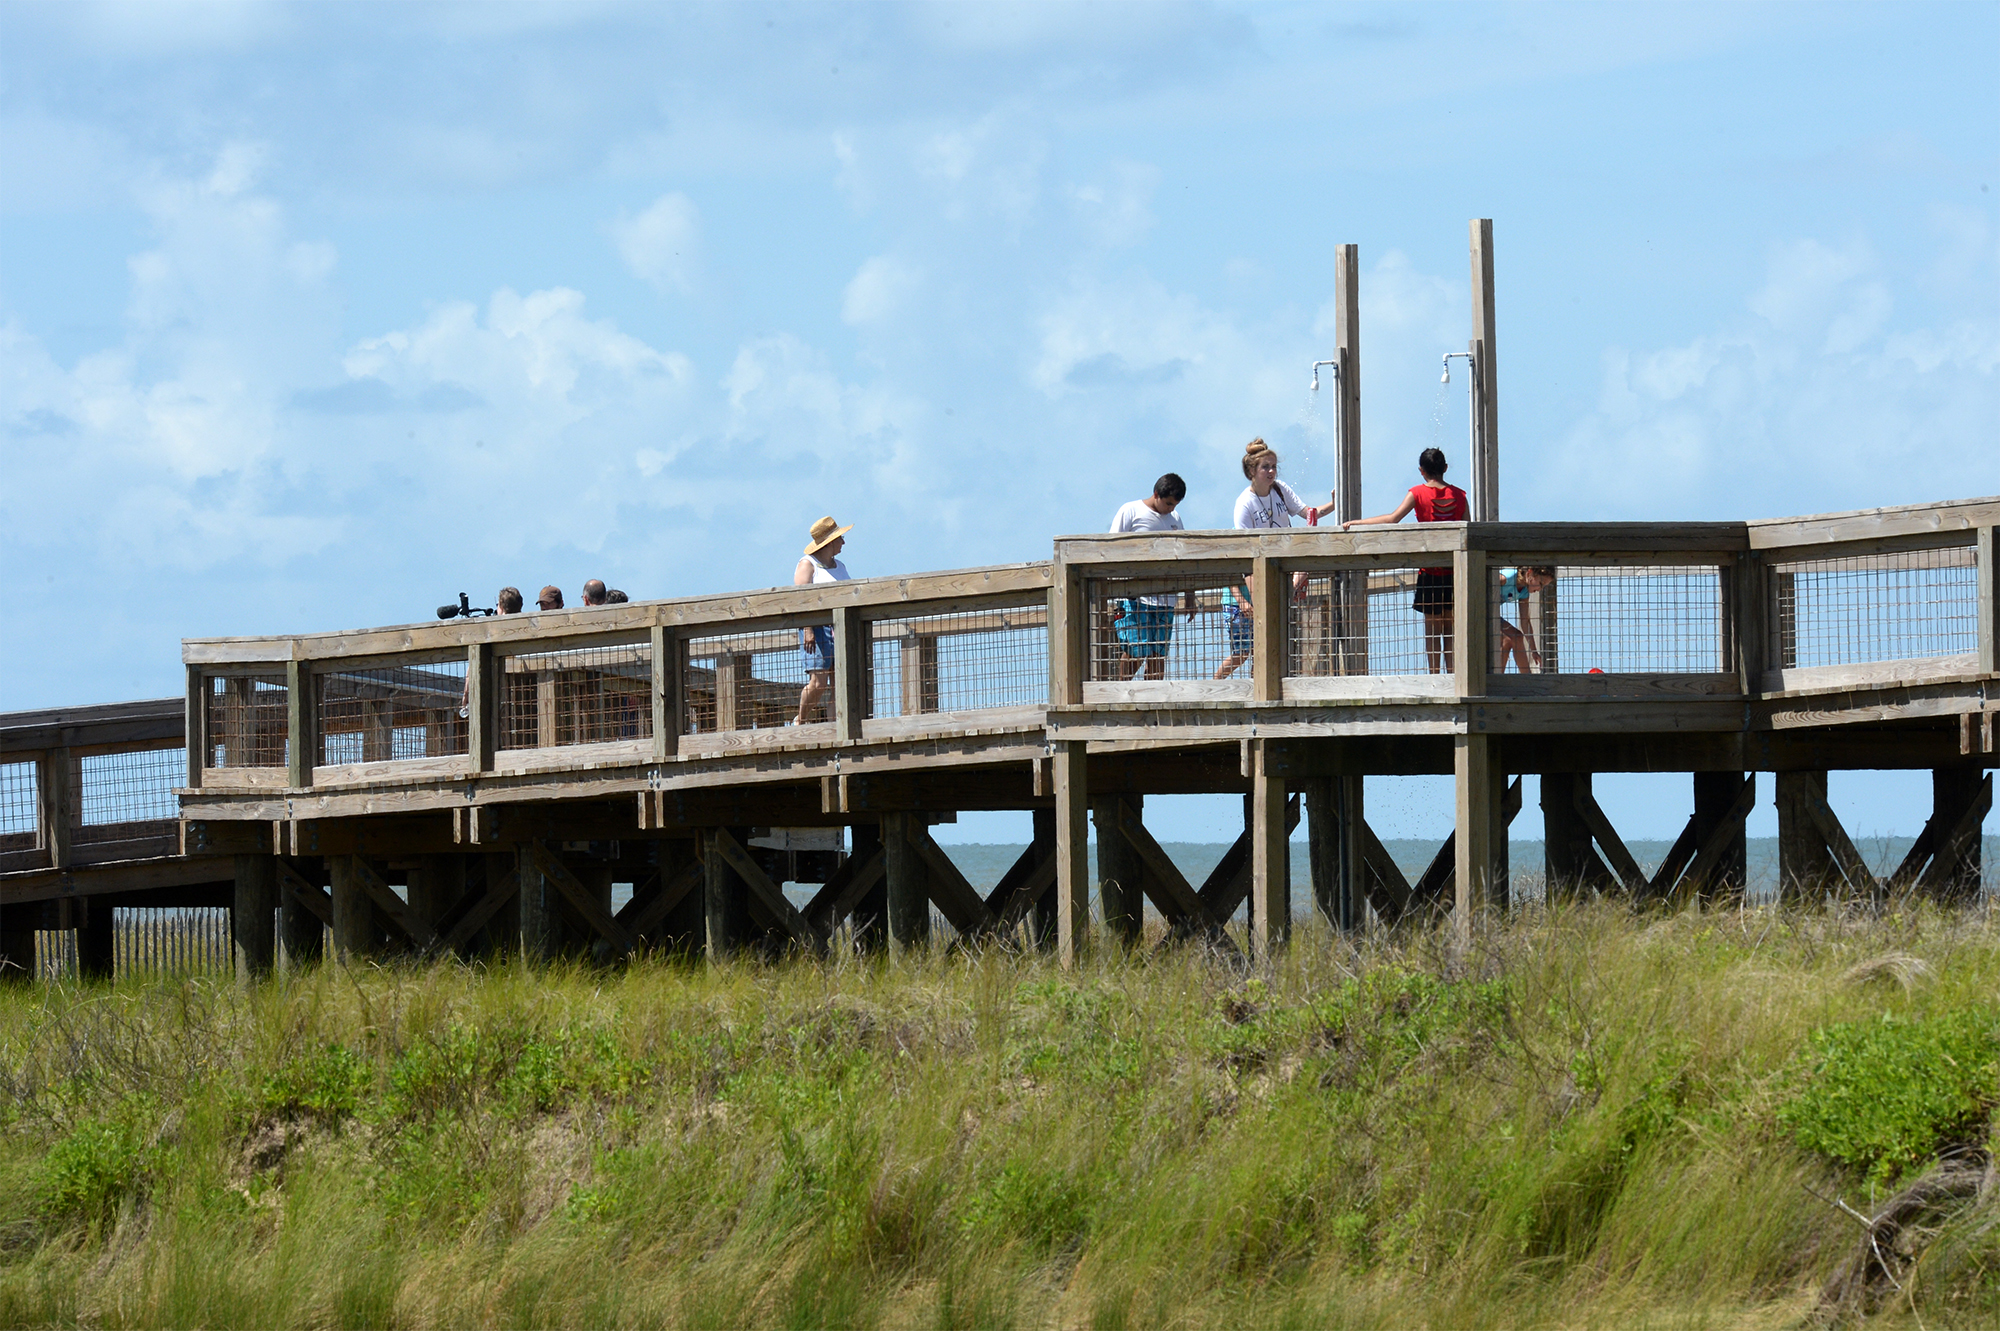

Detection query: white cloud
xmin=842 ymin=254 xmax=921 ymax=325
xmin=610 ymin=191 xmax=702 ymax=293
xmin=1070 ymin=161 xmax=1158 ymax=247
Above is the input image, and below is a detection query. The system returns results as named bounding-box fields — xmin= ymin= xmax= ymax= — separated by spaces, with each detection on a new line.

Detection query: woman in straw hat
xmin=792 ymin=516 xmax=853 ymax=725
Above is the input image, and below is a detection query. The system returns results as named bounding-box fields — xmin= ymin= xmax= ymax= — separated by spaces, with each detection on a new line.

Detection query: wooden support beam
xmin=422 ymin=865 xmax=520 ymax=960
xmin=232 ymin=854 xmax=276 ymax=980
xmin=1250 ymin=557 xmax=1285 ymax=702
xmin=802 ymin=845 xmax=885 ymax=934
xmin=1052 ymin=740 xmax=1089 ymax=967
xmin=1888 ymin=819 xmax=1938 ymax=894
xmin=345 ymin=855 xmax=432 ymax=949
xmin=1799 ymin=787 xmax=1879 ymax=898
xmin=468 ymin=643 xmax=496 ymax=772
xmin=278 ymin=858 xmax=332 ymax=933
xmin=1643 ymin=817 xmax=1701 ymax=902
xmin=907 ymin=825 xmax=998 ymax=937
xmin=1201 ymin=792 xmax=1301 ymax=923
xmin=518 ymin=845 xmax=556 ymax=961
xmin=1690 ymin=772 xmax=1752 ymax=902
xmin=881 ymin=811 xmax=930 ymax=951
xmin=709 ymin=828 xmax=825 ymax=953
xmin=1978 ymin=525 xmax=1995 ymax=675
xmin=1093 ymin=795 xmax=1144 ymax=943
xmin=525 ymin=843 xmax=636 ymax=955
xmin=1250 ymin=741 xmax=1288 ymax=959
xmin=1570 ymin=781 xmax=1647 ymax=895
xmin=1672 ymin=775 xmax=1757 ymax=904
xmin=1776 ymin=771 xmax=1837 ymax=900
xmin=77 ymin=898 xmax=113 ymax=981
xmin=1454 ymin=548 xmax=1487 ymax=697
xmin=1410 ymin=777 xmax=1524 ymax=910
xmin=985 ymin=838 xmax=1057 ymax=929
xmin=0 ymin=908 xmax=33 ymax=982
xmin=1452 ymin=732 xmax=1495 ymax=941
xmin=1112 ymin=799 xmax=1209 ymax=926
xmin=1542 ymin=773 xmax=1611 ymax=900
xmin=1915 ymin=771 xmax=1991 ymax=905
xmin=1051 ymin=568 xmax=1086 ymax=706
xmin=1303 ymin=777 xmax=1340 ymax=929
xmin=328 ymin=856 xmax=374 ymax=961
xmin=185 ymin=665 xmax=207 ymax=790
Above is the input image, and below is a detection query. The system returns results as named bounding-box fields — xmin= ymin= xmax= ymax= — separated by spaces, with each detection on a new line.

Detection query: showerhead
xmin=1310 ymin=371 xmax=1319 ymax=392
xmin=1441 ymin=365 xmax=1451 ymax=384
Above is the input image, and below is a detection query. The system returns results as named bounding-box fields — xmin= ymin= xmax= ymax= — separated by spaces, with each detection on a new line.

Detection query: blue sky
xmin=2 ymin=1 xmax=1994 ymax=843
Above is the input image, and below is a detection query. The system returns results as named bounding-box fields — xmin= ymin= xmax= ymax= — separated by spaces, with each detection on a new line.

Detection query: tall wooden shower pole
xmin=1333 ymin=244 xmax=1362 ymax=524
xmin=1470 ymin=219 xmax=1499 ymax=521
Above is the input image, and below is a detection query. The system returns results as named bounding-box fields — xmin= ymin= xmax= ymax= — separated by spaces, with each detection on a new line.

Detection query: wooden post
xmin=287 ymin=660 xmax=314 ymax=787
xmin=1052 ymin=741 xmax=1089 ymax=967
xmin=0 ymin=906 xmax=33 ymax=983
xmin=1334 ymin=243 xmax=1362 ymax=526
xmin=1978 ymin=526 xmax=1996 ymax=675
xmin=535 ymin=671 xmax=560 ymax=747
xmin=409 ymin=854 xmax=466 ymax=941
xmin=901 ymin=634 xmax=940 ymax=714
xmin=576 ymin=862 xmax=615 ymax=958
xmin=185 ymin=665 xmax=207 ymax=788
xmin=1692 ymin=772 xmax=1751 ymax=903
xmin=39 ymin=748 xmax=72 ymax=871
xmin=702 ymin=830 xmax=750 ymax=961
xmin=518 ymin=845 xmax=555 ymax=961
xmin=233 ymin=854 xmax=277 ymax=979
xmin=1542 ymin=773 xmax=1607 ymax=900
xmin=1094 ymin=794 xmax=1144 ymax=945
xmin=1927 ymin=767 xmax=1985 ymax=903
xmin=1733 ymin=554 xmax=1765 ymax=692
xmin=1304 ymin=776 xmax=1341 ymax=929
xmin=280 ymin=860 xmax=325 ymax=968
xmin=1250 ymin=740 xmax=1289 ymax=960
xmin=467 ymin=644 xmax=496 ymax=771
xmin=1454 ymin=733 xmax=1496 ymax=942
xmin=1775 ymin=771 xmax=1836 ymax=901
xmin=1469 ymin=218 xmax=1499 ymax=522
xmin=650 ymin=627 xmax=680 ymax=759
xmin=77 ymin=900 xmax=114 ymax=981
xmin=881 ymin=811 xmax=930 ymax=953
xmin=329 ymin=856 xmax=374 ymax=961
xmin=481 ymin=851 xmax=517 ymax=958
xmin=1028 ymin=806 xmax=1057 ymax=949
xmin=833 ymin=608 xmax=867 ymax=741
xmin=1773 ymin=569 xmax=1798 ymax=670
xmin=1250 ymin=556 xmax=1285 ymax=699
xmin=1454 ymin=546 xmax=1487 ymax=697
xmin=1050 ymin=566 xmax=1086 ymax=705
xmin=1336 ymin=775 xmax=1365 ymax=929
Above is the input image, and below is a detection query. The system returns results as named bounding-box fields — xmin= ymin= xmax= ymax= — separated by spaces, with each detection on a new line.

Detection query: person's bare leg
xmin=795 ymin=671 xmax=829 ymax=725
xmin=1440 ymin=611 xmax=1455 ymax=673
xmin=1214 ymin=653 xmax=1244 ymax=680
xmin=1143 ymin=655 xmax=1165 ymax=681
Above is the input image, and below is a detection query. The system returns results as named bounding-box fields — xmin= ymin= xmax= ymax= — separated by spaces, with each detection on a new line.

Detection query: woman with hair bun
xmin=1213 ymin=439 xmax=1330 ymax=680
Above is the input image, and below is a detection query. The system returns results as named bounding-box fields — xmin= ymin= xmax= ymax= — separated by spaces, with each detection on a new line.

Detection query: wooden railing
xmin=175 ymin=499 xmax=1997 ymax=797
xmin=0 ymin=700 xmax=186 ymax=874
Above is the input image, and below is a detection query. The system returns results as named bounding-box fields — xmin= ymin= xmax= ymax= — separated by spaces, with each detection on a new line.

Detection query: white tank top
xmin=809 ymin=555 xmax=850 ymax=584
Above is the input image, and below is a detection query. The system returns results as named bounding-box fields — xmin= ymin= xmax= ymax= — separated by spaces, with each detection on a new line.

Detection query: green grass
xmin=1 ymin=900 xmax=1996 ymax=1329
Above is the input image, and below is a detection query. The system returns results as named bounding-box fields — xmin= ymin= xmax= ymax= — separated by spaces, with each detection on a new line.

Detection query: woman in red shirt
xmin=1344 ymin=448 xmax=1469 ymax=674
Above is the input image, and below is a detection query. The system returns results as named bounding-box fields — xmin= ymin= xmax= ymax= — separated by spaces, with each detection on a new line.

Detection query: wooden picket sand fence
xmin=0 ymin=495 xmax=1991 ymax=982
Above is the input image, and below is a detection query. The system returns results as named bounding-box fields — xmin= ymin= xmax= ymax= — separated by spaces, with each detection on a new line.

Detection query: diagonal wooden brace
xmin=803 ymin=845 xmax=885 ymax=933
xmin=1357 ymin=816 xmax=1413 ymax=923
xmin=345 ymin=855 xmax=434 ymax=949
xmin=1115 ymin=799 xmax=1216 ymax=928
xmin=1569 ymin=779 xmax=1645 ymax=895
xmin=984 ymin=839 xmax=1053 ymax=923
xmin=527 ymin=843 xmax=636 ymax=956
xmin=710 ymin=828 xmax=828 ymax=953
xmin=1800 ymin=789 xmax=1880 ymax=896
xmin=1914 ymin=773 xmax=1992 ymax=900
xmin=908 ymin=824 xmax=999 ymax=936
xmin=619 ymin=861 xmax=704 ymax=940
xmin=1201 ymin=794 xmax=1301 ymax=922
xmin=1644 ymin=816 xmax=1701 ymax=901
xmin=278 ymin=859 xmax=333 ymax=927
xmin=1410 ymin=777 xmax=1526 ymax=908
xmin=1666 ymin=775 xmax=1756 ymax=902
xmin=422 ymin=867 xmax=519 ymax=960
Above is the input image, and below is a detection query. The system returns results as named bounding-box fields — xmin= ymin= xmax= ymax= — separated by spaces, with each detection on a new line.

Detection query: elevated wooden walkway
xmin=3 ymin=497 xmax=1994 ymax=978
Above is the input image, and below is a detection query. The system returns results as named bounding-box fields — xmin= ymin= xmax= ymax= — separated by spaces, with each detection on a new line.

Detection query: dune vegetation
xmin=1 ymin=900 xmax=1996 ymax=1330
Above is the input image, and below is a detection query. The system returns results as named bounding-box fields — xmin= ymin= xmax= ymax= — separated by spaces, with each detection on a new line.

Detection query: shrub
xmin=257 ymin=1043 xmax=374 ymax=1125
xmin=34 ymin=1115 xmax=159 ymax=1229
xmin=1780 ymin=1008 xmax=2000 ymax=1186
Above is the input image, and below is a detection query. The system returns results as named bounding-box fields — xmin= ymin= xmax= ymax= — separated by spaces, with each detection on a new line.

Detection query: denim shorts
xmin=801 ymin=624 xmax=834 ymax=672
xmin=1225 ymin=603 xmax=1254 ymax=657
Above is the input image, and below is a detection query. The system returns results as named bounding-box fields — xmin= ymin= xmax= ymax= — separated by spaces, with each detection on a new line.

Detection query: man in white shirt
xmin=1107 ymin=474 xmax=1189 ymax=680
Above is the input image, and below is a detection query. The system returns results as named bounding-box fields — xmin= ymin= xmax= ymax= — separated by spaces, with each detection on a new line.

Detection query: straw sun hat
xmin=804 ymin=516 xmax=853 ymax=555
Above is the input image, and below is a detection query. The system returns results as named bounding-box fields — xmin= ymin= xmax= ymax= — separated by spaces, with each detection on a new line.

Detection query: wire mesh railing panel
xmin=74 ymin=747 xmax=184 ymax=845
xmin=683 ymin=628 xmax=814 ymax=733
xmin=500 ymin=641 xmax=653 ymax=749
xmin=0 ymin=760 xmax=37 ymax=839
xmin=1287 ymin=569 xmax=1441 ymax=677
xmin=868 ymin=607 xmax=1049 ymax=718
xmin=1768 ymin=546 xmax=1978 ymax=670
xmin=1087 ymin=575 xmax=1251 ymax=683
xmin=205 ymin=673 xmax=289 ymax=769
xmin=115 ymin=908 xmax=232 ymax=976
xmin=1492 ymin=564 xmax=1726 ymax=675
xmin=318 ymin=660 xmax=469 ymax=764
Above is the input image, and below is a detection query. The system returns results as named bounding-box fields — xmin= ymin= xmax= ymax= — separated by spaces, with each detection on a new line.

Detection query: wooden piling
xmin=232 ymin=853 xmax=277 ymax=979
xmin=1053 ymin=741 xmax=1089 ymax=968
xmin=329 ymin=856 xmax=374 ymax=961
xmin=1691 ymin=772 xmax=1751 ymax=903
xmin=518 ymin=846 xmax=556 ymax=961
xmin=1094 ymin=793 xmax=1144 ymax=945
xmin=1250 ymin=741 xmax=1289 ymax=960
xmin=881 ymin=811 xmax=931 ymax=953
xmin=1469 ymin=218 xmax=1499 ymax=521
xmin=1775 ymin=771 xmax=1836 ymax=901
xmin=77 ymin=899 xmax=114 ymax=980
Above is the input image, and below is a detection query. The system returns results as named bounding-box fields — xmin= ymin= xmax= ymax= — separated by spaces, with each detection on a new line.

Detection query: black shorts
xmin=1413 ymin=570 xmax=1453 ymax=615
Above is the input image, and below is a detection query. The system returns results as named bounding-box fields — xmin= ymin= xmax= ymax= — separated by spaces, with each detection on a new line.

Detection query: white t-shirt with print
xmin=1233 ymin=480 xmax=1310 ymax=530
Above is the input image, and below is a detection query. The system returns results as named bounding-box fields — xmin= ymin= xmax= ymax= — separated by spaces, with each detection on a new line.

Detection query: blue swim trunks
xmin=801 ymin=624 xmax=834 ymax=672
xmin=1113 ymin=601 xmax=1174 ymax=659
xmin=1225 ymin=602 xmax=1254 ymax=657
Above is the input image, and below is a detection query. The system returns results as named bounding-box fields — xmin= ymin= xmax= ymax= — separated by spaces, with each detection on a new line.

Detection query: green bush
xmin=1780 ymin=1008 xmax=1999 ymax=1186
xmin=34 ymin=1115 xmax=159 ymax=1229
xmin=258 ymin=1043 xmax=374 ymax=1125
xmin=962 ymin=1160 xmax=1094 ymax=1254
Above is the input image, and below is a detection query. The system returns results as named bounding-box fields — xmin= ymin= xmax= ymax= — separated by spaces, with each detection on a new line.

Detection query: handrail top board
xmin=184 ymin=561 xmax=1056 ymax=665
xmin=0 ymin=697 xmax=185 ymax=755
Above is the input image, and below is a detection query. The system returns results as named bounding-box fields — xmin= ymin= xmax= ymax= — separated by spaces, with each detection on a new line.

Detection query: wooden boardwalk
xmin=3 ymin=496 xmax=1994 ymax=979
